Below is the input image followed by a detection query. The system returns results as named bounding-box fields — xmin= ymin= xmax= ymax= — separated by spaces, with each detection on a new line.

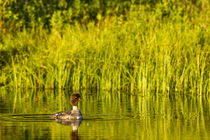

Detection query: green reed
xmin=0 ymin=9 xmax=209 ymax=95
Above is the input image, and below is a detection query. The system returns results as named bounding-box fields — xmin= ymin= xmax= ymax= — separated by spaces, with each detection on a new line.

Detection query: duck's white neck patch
xmin=73 ymin=106 xmax=78 ymax=110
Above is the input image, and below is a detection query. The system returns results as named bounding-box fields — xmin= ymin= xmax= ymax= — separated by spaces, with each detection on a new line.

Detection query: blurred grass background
xmin=0 ymin=0 xmax=209 ymax=95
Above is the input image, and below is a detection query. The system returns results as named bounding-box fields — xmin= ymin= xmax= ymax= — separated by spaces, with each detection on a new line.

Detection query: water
xmin=0 ymin=89 xmax=209 ymax=140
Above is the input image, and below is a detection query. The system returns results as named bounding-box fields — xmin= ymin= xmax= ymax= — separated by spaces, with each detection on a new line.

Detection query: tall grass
xmin=0 ymin=9 xmax=209 ymax=95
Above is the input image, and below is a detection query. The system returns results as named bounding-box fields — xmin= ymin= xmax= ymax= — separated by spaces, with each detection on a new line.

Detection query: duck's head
xmin=70 ymin=93 xmax=82 ymax=106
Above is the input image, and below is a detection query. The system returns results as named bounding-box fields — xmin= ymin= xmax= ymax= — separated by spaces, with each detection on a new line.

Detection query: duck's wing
xmin=50 ymin=110 xmax=71 ymax=119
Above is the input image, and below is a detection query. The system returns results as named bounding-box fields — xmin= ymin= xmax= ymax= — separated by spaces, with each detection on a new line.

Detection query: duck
xmin=50 ymin=93 xmax=83 ymax=120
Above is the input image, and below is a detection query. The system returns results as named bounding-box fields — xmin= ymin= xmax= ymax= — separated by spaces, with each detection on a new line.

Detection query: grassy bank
xmin=0 ymin=6 xmax=209 ymax=94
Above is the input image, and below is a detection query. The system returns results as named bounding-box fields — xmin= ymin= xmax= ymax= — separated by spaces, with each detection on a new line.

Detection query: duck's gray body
xmin=51 ymin=106 xmax=83 ymax=120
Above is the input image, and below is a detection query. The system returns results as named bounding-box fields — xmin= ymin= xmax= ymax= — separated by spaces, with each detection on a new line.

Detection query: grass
xmin=0 ymin=9 xmax=209 ymax=95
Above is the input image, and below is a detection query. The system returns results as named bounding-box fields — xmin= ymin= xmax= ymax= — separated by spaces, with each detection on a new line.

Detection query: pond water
xmin=0 ymin=89 xmax=209 ymax=140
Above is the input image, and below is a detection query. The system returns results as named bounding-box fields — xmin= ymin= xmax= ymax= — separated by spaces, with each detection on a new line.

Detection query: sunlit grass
xmin=0 ymin=10 xmax=209 ymax=95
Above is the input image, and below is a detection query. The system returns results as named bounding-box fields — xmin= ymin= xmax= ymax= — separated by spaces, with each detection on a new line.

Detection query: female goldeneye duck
xmin=51 ymin=93 xmax=83 ymax=120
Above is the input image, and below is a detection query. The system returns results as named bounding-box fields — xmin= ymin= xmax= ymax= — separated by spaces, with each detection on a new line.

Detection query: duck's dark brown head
xmin=70 ymin=93 xmax=82 ymax=106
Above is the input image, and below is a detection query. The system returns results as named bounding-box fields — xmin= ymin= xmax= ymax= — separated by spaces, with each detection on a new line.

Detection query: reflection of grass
xmin=0 ymin=11 xmax=209 ymax=94
xmin=0 ymin=89 xmax=209 ymax=139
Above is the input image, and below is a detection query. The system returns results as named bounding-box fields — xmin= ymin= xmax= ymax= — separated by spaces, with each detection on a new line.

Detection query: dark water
xmin=0 ymin=89 xmax=209 ymax=140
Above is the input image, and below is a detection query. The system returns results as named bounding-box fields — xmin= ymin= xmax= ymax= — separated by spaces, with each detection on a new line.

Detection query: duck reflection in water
xmin=56 ymin=119 xmax=82 ymax=140
xmin=55 ymin=118 xmax=82 ymax=131
xmin=50 ymin=93 xmax=83 ymax=139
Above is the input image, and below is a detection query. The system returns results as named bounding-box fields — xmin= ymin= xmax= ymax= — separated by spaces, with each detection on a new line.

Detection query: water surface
xmin=0 ymin=89 xmax=209 ymax=140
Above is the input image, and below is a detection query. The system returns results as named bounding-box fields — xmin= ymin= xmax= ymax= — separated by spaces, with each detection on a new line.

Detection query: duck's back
xmin=50 ymin=110 xmax=71 ymax=119
xmin=50 ymin=109 xmax=82 ymax=120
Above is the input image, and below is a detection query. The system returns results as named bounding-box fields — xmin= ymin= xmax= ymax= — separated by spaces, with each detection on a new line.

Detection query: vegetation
xmin=0 ymin=0 xmax=209 ymax=94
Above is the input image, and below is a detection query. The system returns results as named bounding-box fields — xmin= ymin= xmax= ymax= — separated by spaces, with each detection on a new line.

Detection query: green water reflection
xmin=0 ymin=89 xmax=209 ymax=140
